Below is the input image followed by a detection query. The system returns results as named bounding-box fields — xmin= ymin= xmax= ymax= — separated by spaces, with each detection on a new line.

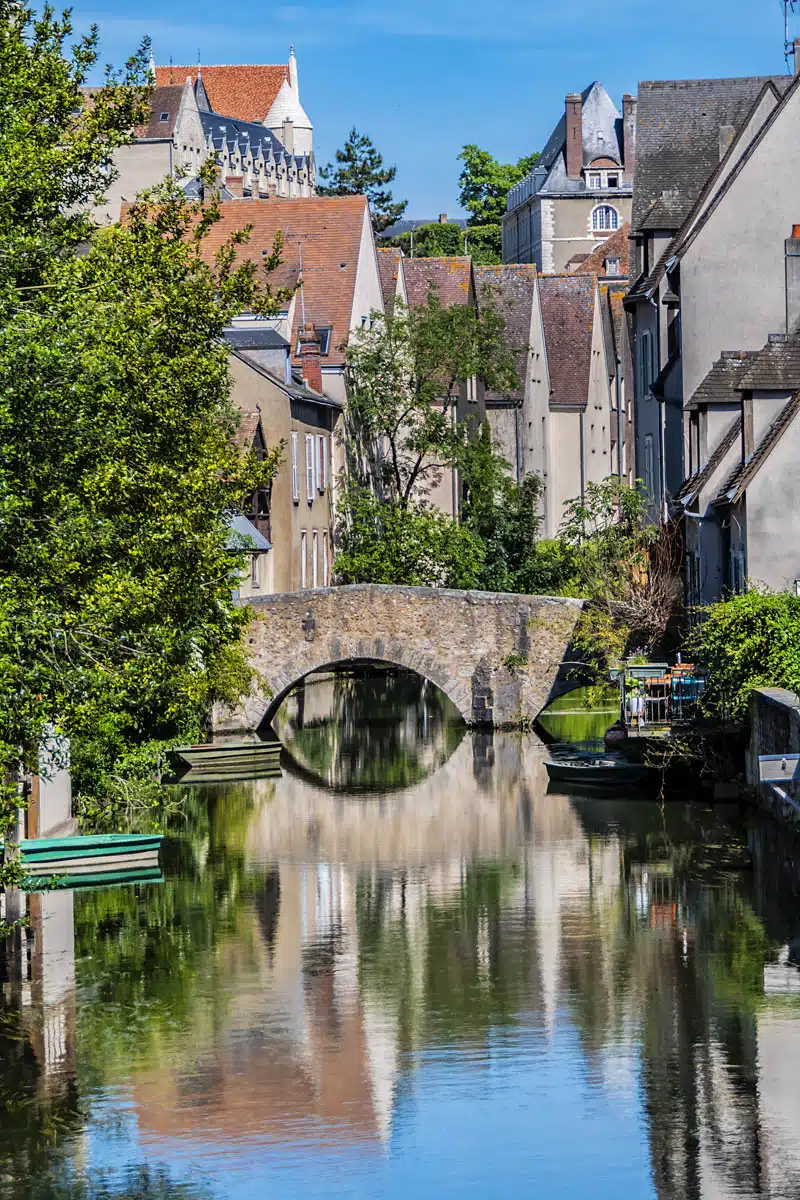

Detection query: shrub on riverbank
xmin=691 ymin=590 xmax=800 ymax=720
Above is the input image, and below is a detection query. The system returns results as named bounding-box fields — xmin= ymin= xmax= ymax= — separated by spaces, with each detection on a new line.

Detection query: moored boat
xmin=545 ymin=753 xmax=654 ymax=789
xmin=167 ymin=739 xmax=282 ymax=773
xmin=2 ymin=832 xmax=163 ymax=877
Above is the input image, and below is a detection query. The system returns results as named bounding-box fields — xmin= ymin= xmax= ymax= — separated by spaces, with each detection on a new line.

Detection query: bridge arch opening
xmin=268 ymin=662 xmax=466 ymax=793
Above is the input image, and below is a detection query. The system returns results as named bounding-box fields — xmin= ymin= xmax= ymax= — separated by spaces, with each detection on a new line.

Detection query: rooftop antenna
xmin=169 ymin=55 xmax=174 ymax=85
xmin=784 ymin=0 xmax=798 ymax=70
xmin=298 ymin=241 xmax=306 ymax=324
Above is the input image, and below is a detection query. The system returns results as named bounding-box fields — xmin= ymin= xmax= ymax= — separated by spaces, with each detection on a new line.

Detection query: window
xmin=606 ymin=174 xmax=619 ymax=188
xmin=312 ymin=530 xmax=319 ymax=588
xmin=305 ymin=434 xmax=315 ymax=501
xmin=294 ymin=325 xmax=332 ymax=356
xmin=687 ymin=552 xmax=701 ymax=607
xmin=588 ymin=173 xmax=601 ymax=188
xmin=250 ymin=553 xmax=261 ymax=589
xmin=605 ymin=257 xmax=620 ymax=276
xmin=159 ymin=111 xmax=170 ymax=122
xmin=322 ymin=531 xmax=329 ymax=586
xmin=317 ymin=435 xmax=328 ymax=492
xmin=643 ymin=433 xmax=655 ymax=500
xmin=291 ymin=432 xmax=299 ymax=502
xmin=730 ymin=551 xmax=746 ymax=595
xmin=638 ymin=331 xmax=654 ymax=394
xmin=592 ymin=204 xmax=619 ymax=232
xmin=300 ymin=530 xmax=307 ymax=588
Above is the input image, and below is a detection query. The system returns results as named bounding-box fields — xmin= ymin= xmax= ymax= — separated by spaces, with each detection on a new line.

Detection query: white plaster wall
xmin=93 ymin=141 xmax=173 ymax=225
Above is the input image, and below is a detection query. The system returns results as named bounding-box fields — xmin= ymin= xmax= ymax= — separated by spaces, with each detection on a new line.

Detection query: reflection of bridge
xmin=215 ymin=583 xmax=584 ymax=730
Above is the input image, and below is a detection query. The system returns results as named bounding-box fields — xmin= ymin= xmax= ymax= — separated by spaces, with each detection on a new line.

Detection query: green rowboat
xmin=2 ymin=832 xmax=163 ymax=877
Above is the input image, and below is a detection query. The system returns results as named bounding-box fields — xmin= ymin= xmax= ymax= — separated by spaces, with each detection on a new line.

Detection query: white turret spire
xmin=289 ymin=45 xmax=298 ymax=91
xmin=265 ymin=45 xmax=313 ymax=157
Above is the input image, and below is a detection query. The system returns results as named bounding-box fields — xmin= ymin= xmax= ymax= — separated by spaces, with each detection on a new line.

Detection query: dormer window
xmin=592 ymin=204 xmax=619 ymax=232
xmin=606 ymin=174 xmax=619 ymax=188
xmin=588 ymin=172 xmax=602 ymax=188
xmin=159 ymin=111 xmax=170 ymax=122
xmin=605 ymin=257 xmax=621 ymax=275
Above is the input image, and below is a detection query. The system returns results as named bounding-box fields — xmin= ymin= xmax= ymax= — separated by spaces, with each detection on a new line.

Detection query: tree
xmin=458 ymin=144 xmax=540 ymax=225
xmin=690 ymin=590 xmax=800 ymax=720
xmin=0 ymin=6 xmax=290 ymax=912
xmin=318 ymin=127 xmax=407 ymax=233
xmin=386 ymin=221 xmax=503 ymax=267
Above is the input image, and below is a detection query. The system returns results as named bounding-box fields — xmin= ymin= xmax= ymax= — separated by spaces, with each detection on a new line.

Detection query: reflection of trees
xmin=274 ymin=667 xmax=464 ymax=790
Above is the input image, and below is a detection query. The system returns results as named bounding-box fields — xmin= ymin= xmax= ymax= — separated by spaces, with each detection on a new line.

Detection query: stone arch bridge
xmin=215 ymin=584 xmax=585 ymax=731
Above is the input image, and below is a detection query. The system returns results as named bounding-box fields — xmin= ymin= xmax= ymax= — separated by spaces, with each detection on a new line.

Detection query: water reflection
xmin=272 ymin=666 xmax=465 ymax=791
xmin=2 ymin=676 xmax=800 ymax=1198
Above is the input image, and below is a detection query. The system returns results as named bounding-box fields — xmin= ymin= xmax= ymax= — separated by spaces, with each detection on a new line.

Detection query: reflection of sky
xmin=82 ymin=1025 xmax=654 ymax=1199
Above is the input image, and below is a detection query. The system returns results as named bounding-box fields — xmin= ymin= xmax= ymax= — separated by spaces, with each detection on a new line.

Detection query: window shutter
xmin=312 ymin=530 xmax=318 ymax=588
xmin=305 ymin=434 xmax=314 ymax=501
xmin=291 ymin=433 xmax=299 ymax=502
xmin=317 ymin=435 xmax=328 ymax=492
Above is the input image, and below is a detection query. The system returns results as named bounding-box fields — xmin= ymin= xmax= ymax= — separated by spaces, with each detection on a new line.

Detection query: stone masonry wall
xmin=214 ymin=584 xmax=584 ymax=731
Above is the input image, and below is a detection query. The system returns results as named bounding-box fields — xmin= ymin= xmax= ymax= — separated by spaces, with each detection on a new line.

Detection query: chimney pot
xmin=226 ymin=175 xmax=244 ymax=199
xmin=792 ymin=223 xmax=800 ymax=239
xmin=439 ymin=213 xmax=448 ymax=223
xmin=565 ymin=92 xmax=583 ymax=180
xmin=299 ymin=322 xmax=323 ymax=394
xmin=282 ymin=117 xmax=295 ymax=155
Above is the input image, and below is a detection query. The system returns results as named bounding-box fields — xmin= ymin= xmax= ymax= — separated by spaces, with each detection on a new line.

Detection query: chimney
xmin=622 ymin=93 xmax=637 ymax=178
xmin=794 ymin=37 xmax=800 ymax=75
xmin=438 ymin=213 xmax=448 ymax=224
xmin=785 ymin=225 xmax=800 ymax=333
xmin=299 ymin=322 xmax=323 ymax=393
xmin=565 ymin=93 xmax=583 ymax=180
xmin=282 ymin=117 xmax=295 ymax=155
xmin=226 ymin=175 xmax=244 ymax=199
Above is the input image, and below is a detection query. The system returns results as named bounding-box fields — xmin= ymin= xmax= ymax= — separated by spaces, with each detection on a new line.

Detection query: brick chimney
xmin=622 ymin=93 xmax=637 ymax=178
xmin=565 ymin=93 xmax=583 ymax=180
xmin=282 ymin=117 xmax=295 ymax=154
xmin=299 ymin=322 xmax=323 ymax=393
xmin=226 ymin=175 xmax=244 ymax=198
xmin=785 ymin=225 xmax=800 ymax=333
xmin=438 ymin=213 xmax=448 ymax=223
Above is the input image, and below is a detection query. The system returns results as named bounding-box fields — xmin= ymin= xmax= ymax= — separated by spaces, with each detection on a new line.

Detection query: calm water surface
xmin=2 ymin=669 xmax=800 ymax=1199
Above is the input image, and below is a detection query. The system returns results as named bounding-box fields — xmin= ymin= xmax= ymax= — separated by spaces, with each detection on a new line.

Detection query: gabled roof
xmin=474 ymin=264 xmax=538 ymax=403
xmin=713 ymin=392 xmax=800 ymax=506
xmin=625 ymin=242 xmax=674 ymax=302
xmin=675 ymin=416 xmax=740 ymax=506
xmin=198 ymin=196 xmax=371 ymax=367
xmin=135 ymin=85 xmax=184 ymax=138
xmin=736 ymin=334 xmax=800 ymax=391
xmin=403 ymin=257 xmax=473 ymax=309
xmin=199 ymin=110 xmax=293 ymax=163
xmin=377 ymin=247 xmax=403 ymax=316
xmin=154 ymin=65 xmax=290 ymax=124
xmin=632 ymin=75 xmax=791 ymax=233
xmin=538 ymin=275 xmax=596 ymax=408
xmin=227 ymin=511 xmax=271 ymax=552
xmin=573 ymin=223 xmax=630 ymax=276
xmin=686 ymin=350 xmax=756 ymax=410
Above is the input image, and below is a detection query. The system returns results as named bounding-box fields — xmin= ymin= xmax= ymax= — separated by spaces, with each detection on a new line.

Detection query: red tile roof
xmin=154 ymin=65 xmax=289 ymax=124
xmin=377 ymin=247 xmax=403 ymax=315
xmin=573 ymin=224 xmax=630 ymax=277
xmin=538 ymin=275 xmax=596 ymax=408
xmin=197 ymin=196 xmax=370 ymax=367
xmin=403 ymin=256 xmax=473 ymax=309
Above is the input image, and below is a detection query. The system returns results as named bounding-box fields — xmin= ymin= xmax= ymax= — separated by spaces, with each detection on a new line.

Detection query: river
xmin=2 ymin=667 xmax=800 ymax=1199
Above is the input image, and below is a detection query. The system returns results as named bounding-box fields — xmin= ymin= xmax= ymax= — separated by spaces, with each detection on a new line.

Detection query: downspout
xmin=579 ymin=409 xmax=586 ymax=504
xmin=615 ymin=354 xmax=624 ymax=482
xmin=514 ymin=403 xmax=522 ymax=484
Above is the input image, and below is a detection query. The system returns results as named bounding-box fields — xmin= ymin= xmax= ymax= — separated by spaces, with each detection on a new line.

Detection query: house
xmin=502 ymin=83 xmax=634 ymax=272
xmin=677 ymin=228 xmax=800 ymax=602
xmin=226 ymin=323 xmax=341 ymax=594
xmin=625 ymin=67 xmax=795 ymax=520
xmin=376 ymin=247 xmax=407 ymax=315
xmin=92 ymin=49 xmax=315 ymax=223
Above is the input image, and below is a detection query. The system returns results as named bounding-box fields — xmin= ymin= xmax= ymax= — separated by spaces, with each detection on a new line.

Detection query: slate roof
xmin=675 ymin=416 xmax=740 ymax=506
xmin=713 ymin=392 xmax=800 ymax=505
xmin=573 ymin=223 xmax=630 ymax=276
xmin=403 ymin=257 xmax=473 ymax=309
xmin=227 ymin=511 xmax=271 ymax=552
xmin=154 ymin=65 xmax=289 ymax=124
xmin=199 ymin=110 xmax=292 ymax=163
xmin=538 ymin=275 xmax=596 ymax=408
xmin=198 ymin=196 xmax=370 ymax=367
xmin=474 ymin=265 xmax=538 ymax=403
xmin=686 ymin=351 xmax=756 ymax=410
xmin=626 ymin=243 xmax=674 ymax=301
xmin=736 ymin=334 xmax=800 ymax=391
xmin=223 ymin=327 xmax=290 ymax=351
xmin=377 ymin=247 xmax=403 ymax=316
xmin=135 ymin=85 xmax=184 ymax=138
xmin=632 ymin=76 xmax=791 ymax=233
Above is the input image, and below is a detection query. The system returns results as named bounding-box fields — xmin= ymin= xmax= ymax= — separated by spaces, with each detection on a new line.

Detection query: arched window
xmin=592 ymin=204 xmax=619 ymax=232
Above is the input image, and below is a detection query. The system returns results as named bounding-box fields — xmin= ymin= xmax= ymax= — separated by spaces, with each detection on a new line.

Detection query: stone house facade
xmin=502 ymin=83 xmax=634 ymax=273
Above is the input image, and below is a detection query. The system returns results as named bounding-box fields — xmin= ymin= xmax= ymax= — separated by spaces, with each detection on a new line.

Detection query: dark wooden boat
xmin=545 ymin=753 xmax=654 ymax=789
xmin=168 ymin=739 xmax=282 ymax=773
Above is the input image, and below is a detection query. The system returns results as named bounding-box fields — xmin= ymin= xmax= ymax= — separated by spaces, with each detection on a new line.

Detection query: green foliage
xmin=463 ymin=223 xmax=504 ymax=265
xmin=344 ymin=296 xmax=518 ymax=506
xmin=318 ymin=127 xmax=407 ymax=233
xmin=0 ymin=8 xmax=288 ymax=886
xmin=458 ymin=144 xmax=540 ymax=225
xmin=334 ymin=482 xmax=485 ymax=588
xmin=386 ymin=222 xmax=466 ymax=259
xmin=690 ymin=589 xmax=800 ymax=720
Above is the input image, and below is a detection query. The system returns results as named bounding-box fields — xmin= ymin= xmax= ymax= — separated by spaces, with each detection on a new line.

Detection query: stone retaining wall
xmin=747 ymin=687 xmax=800 ymax=826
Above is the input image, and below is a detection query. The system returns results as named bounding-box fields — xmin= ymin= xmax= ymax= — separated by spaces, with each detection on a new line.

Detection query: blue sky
xmin=76 ymin=0 xmax=796 ymax=216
